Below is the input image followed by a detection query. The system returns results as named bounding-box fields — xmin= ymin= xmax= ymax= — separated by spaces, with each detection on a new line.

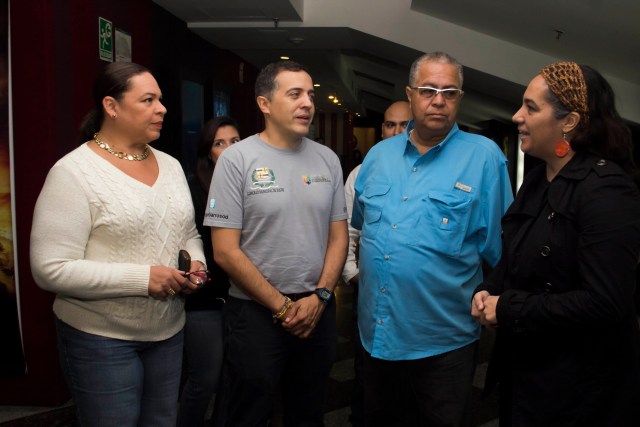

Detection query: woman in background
xmin=472 ymin=62 xmax=640 ymax=426
xmin=178 ymin=116 xmax=239 ymax=426
xmin=30 ymin=62 xmax=206 ymax=427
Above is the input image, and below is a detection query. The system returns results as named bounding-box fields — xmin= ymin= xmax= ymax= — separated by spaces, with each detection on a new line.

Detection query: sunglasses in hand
xmin=182 ymin=269 xmax=210 ymax=285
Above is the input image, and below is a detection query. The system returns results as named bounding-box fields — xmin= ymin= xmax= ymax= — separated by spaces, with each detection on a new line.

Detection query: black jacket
xmin=477 ymin=153 xmax=640 ymax=426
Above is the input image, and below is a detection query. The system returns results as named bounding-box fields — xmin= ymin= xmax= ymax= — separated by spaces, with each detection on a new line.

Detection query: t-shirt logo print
xmin=301 ymin=175 xmax=332 ymax=185
xmin=251 ymin=167 xmax=276 ymax=189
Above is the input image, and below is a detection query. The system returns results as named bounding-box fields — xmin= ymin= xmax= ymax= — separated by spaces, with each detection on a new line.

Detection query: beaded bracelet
xmin=272 ymin=296 xmax=293 ymax=323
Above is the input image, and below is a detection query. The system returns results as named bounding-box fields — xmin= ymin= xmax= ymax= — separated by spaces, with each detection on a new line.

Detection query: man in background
xmin=342 ymin=100 xmax=411 ymax=426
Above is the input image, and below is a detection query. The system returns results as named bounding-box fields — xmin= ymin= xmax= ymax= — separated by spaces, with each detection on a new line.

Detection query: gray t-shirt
xmin=204 ymin=134 xmax=347 ymax=299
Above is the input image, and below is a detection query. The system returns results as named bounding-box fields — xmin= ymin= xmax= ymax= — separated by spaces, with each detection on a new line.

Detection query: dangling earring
xmin=554 ymin=134 xmax=571 ymax=158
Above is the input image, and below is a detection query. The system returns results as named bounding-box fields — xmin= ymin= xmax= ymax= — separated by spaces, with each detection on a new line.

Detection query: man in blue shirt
xmin=351 ymin=51 xmax=513 ymax=426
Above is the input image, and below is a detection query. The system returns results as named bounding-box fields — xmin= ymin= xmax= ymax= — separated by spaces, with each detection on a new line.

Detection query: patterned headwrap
xmin=540 ymin=61 xmax=589 ymax=125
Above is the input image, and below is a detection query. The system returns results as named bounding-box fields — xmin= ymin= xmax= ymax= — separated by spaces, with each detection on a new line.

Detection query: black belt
xmin=282 ymin=291 xmax=313 ymax=301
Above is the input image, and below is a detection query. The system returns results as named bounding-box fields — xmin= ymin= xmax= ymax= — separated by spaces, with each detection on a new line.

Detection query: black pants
xmin=350 ymin=285 xmax=365 ymax=426
xmin=363 ymin=341 xmax=477 ymax=427
xmin=222 ymin=296 xmax=337 ymax=427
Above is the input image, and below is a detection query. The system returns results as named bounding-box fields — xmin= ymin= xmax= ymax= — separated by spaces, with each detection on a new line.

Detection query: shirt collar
xmin=404 ymin=121 xmax=459 ymax=154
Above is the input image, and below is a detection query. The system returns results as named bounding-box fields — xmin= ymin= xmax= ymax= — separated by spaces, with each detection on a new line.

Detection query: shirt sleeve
xmin=342 ymin=166 xmax=360 ymax=283
xmin=30 ymin=164 xmax=150 ymax=298
xmin=479 ymin=154 xmax=514 ymax=267
xmin=177 ymin=169 xmax=206 ymax=267
xmin=329 ymin=153 xmax=348 ymax=222
xmin=204 ymin=151 xmax=244 ymax=229
xmin=351 ymin=163 xmax=366 ymax=231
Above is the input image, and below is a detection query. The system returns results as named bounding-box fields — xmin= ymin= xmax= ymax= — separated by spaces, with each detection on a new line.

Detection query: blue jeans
xmin=55 ymin=317 xmax=184 ymax=427
xmin=177 ymin=309 xmax=224 ymax=427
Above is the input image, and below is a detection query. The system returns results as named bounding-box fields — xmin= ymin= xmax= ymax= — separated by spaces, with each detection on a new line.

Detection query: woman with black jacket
xmin=472 ymin=62 xmax=640 ymax=426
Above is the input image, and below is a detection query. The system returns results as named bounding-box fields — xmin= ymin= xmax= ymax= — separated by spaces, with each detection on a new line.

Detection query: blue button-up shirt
xmin=352 ymin=122 xmax=513 ymax=360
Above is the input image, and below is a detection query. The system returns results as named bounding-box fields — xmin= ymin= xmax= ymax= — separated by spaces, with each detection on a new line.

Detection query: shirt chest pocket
xmin=361 ymin=184 xmax=391 ymax=236
xmin=411 ymin=191 xmax=472 ymax=257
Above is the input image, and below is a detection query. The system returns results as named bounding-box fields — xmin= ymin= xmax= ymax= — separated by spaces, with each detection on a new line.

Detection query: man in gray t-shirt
xmin=206 ymin=60 xmax=348 ymax=426
xmin=205 ymin=133 xmax=347 ymax=300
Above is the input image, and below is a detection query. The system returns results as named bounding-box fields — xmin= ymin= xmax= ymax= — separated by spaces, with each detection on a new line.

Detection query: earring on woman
xmin=554 ymin=134 xmax=571 ymax=158
xmin=111 ymin=113 xmax=117 ymax=119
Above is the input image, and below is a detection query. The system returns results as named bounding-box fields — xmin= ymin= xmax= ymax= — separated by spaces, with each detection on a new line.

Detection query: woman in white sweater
xmin=30 ymin=62 xmax=206 ymax=427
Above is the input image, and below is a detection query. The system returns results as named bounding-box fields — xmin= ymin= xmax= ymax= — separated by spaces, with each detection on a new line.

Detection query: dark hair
xmin=77 ymin=62 xmax=151 ymax=144
xmin=254 ymin=60 xmax=309 ymax=100
xmin=544 ymin=65 xmax=636 ymax=176
xmin=196 ymin=116 xmax=240 ymax=161
xmin=195 ymin=116 xmax=240 ymax=192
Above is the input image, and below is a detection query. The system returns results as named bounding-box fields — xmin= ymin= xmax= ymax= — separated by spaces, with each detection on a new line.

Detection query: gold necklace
xmin=93 ymin=133 xmax=150 ymax=161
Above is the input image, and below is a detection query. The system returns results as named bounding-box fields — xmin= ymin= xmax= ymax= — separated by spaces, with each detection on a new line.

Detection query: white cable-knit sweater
xmin=30 ymin=143 xmax=205 ymax=341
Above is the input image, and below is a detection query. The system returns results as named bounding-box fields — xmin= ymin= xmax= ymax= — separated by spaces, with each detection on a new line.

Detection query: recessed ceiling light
xmin=314 ymin=84 xmax=320 ymax=87
xmin=280 ymin=56 xmax=290 ymax=60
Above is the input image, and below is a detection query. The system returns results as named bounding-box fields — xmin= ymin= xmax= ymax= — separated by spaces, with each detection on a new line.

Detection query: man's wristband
xmin=272 ymin=296 xmax=293 ymax=323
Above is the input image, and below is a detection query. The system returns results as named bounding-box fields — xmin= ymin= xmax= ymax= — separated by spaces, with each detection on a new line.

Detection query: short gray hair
xmin=408 ymin=52 xmax=464 ymax=87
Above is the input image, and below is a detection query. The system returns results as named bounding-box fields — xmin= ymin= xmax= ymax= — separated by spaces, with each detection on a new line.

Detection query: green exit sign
xmin=99 ymin=17 xmax=113 ymax=62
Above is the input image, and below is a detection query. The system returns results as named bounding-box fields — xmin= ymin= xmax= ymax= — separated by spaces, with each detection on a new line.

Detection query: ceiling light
xmin=280 ymin=56 xmax=290 ymax=60
xmin=314 ymin=84 xmax=320 ymax=87
xmin=328 ymin=95 xmax=335 ymax=100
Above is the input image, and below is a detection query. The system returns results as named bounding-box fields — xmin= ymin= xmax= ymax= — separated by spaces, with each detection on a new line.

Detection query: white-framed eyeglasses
xmin=409 ymin=86 xmax=464 ymax=101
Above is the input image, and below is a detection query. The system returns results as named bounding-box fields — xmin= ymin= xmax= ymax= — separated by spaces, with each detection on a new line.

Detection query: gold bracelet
xmin=272 ymin=296 xmax=293 ymax=323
